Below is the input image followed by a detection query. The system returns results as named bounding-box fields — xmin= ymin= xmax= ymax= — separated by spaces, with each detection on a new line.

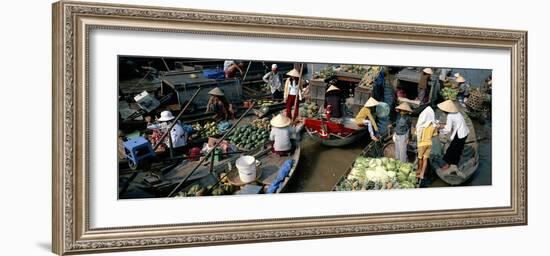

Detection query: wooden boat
xmin=171 ymin=144 xmax=301 ymax=197
xmin=304 ymin=117 xmax=367 ymax=147
xmin=430 ymin=105 xmax=479 ymax=185
xmin=228 ymin=144 xmax=301 ymax=193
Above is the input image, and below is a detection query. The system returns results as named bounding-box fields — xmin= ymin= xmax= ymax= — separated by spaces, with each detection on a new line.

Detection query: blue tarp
xmin=266 ymin=159 xmax=294 ymax=193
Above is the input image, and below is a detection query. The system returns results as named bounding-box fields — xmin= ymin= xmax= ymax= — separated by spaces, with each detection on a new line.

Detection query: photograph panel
xmin=117 ymin=57 xmax=492 ymax=199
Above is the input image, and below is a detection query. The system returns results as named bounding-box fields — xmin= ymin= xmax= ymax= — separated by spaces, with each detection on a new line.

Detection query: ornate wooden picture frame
xmin=52 ymin=1 xmax=527 ymax=255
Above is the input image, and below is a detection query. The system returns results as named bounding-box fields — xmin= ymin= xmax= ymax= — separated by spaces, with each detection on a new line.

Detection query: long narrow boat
xmin=430 ymin=104 xmax=479 ymax=185
xmin=171 ymin=143 xmax=301 ymax=197
xmin=227 ymin=145 xmax=301 ymax=193
xmin=303 ymin=117 xmax=367 ymax=147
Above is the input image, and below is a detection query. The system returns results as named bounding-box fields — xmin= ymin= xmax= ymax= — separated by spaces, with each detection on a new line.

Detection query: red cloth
xmin=285 ymin=94 xmax=299 ymax=120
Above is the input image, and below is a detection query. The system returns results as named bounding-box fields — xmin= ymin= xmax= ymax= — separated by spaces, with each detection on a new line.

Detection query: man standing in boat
xmin=263 ymin=64 xmax=284 ymax=100
xmin=283 ymin=69 xmax=303 ymax=121
xmin=418 ymin=68 xmax=433 ymax=103
xmin=437 ymin=100 xmax=470 ymax=171
xmin=355 ymin=97 xmax=380 ymax=141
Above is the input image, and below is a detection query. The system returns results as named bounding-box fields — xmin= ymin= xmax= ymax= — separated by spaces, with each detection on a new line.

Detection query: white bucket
xmin=236 ymin=155 xmax=256 ymax=183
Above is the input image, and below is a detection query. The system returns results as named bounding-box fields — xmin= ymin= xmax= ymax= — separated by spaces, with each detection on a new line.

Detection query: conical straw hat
xmin=270 ymin=114 xmax=291 ymax=128
xmin=208 ymin=87 xmax=224 ymax=96
xmin=326 ymin=85 xmax=340 ymax=93
xmin=455 ymin=76 xmax=466 ymax=83
xmin=395 ymin=102 xmax=413 ymax=112
xmin=437 ymin=100 xmax=459 ymax=113
xmin=422 ymin=68 xmax=433 ymax=74
xmin=286 ymin=69 xmax=301 ymax=77
xmin=363 ymin=97 xmax=380 ymax=107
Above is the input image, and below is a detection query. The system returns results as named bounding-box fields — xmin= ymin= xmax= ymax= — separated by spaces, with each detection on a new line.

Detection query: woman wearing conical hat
xmin=355 ymin=97 xmax=380 ymax=141
xmin=324 ymin=82 xmax=344 ymax=121
xmin=283 ymin=69 xmax=304 ymax=121
xmin=393 ymin=102 xmax=413 ymax=162
xmin=437 ymin=100 xmax=470 ymax=170
xmin=269 ymin=114 xmax=294 ymax=156
xmin=206 ymin=87 xmax=235 ymax=121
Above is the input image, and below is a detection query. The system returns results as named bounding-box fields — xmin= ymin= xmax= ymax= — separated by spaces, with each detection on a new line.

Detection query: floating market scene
xmin=117 ymin=56 xmax=492 ymax=199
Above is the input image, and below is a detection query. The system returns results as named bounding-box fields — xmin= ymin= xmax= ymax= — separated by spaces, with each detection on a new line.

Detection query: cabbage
xmin=380 ymin=157 xmax=389 ymax=165
xmin=396 ymin=172 xmax=407 ymax=182
xmin=386 ymin=171 xmax=396 ymax=179
xmin=408 ymin=172 xmax=417 ymax=183
xmin=385 ymin=163 xmax=396 ymax=172
xmin=399 ymin=163 xmax=413 ymax=175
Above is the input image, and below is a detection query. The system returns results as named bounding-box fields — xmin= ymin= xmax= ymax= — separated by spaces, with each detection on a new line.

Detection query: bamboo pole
xmin=167 ymin=103 xmax=255 ymax=197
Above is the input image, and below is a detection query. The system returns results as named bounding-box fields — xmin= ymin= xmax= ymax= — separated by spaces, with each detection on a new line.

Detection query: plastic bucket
xmin=236 ymin=155 xmax=256 ymax=183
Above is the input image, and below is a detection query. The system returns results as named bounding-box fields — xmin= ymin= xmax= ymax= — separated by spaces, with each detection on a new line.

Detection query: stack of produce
xmin=335 ymin=157 xmax=417 ymax=191
xmin=257 ymin=99 xmax=277 ymax=107
xmin=339 ymin=64 xmax=369 ymax=76
xmin=357 ymin=66 xmax=382 ymax=89
xmin=226 ymin=124 xmax=270 ymax=150
xmin=441 ymin=87 xmax=459 ymax=101
xmin=299 ymin=101 xmax=319 ymax=118
xmin=316 ymin=66 xmax=336 ymax=79
xmin=210 ymin=172 xmax=237 ymax=196
xmin=174 ymin=177 xmax=237 ymax=197
xmin=251 ymin=118 xmax=271 ymax=130
xmin=191 ymin=121 xmax=221 ymax=139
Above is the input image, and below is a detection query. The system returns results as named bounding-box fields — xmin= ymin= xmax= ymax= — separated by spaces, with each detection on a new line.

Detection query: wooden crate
xmin=353 ymin=86 xmax=371 ymax=106
xmin=309 ymin=79 xmax=327 ymax=100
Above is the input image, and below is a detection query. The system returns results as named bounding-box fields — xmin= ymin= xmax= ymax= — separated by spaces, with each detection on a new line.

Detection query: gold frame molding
xmin=52 ymin=1 xmax=527 ymax=255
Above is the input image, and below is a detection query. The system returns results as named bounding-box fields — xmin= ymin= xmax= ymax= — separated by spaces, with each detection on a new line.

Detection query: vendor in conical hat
xmin=355 ymin=97 xmax=380 ymax=141
xmin=393 ymin=102 xmax=413 ymax=162
xmin=418 ymin=67 xmax=433 ymax=103
xmin=283 ymin=68 xmax=304 ymax=121
xmin=269 ymin=114 xmax=294 ymax=156
xmin=437 ymin=100 xmax=470 ymax=170
xmin=324 ymin=82 xmax=344 ymax=120
xmin=206 ymin=87 xmax=235 ymax=121
xmin=455 ymin=75 xmax=470 ymax=105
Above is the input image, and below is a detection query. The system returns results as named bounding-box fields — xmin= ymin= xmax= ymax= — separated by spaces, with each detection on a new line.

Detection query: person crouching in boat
xmin=324 ymin=82 xmax=344 ymax=123
xmin=146 ymin=110 xmax=189 ymax=154
xmin=355 ymin=97 xmax=380 ymax=141
xmin=415 ymin=106 xmax=438 ymax=181
xmin=206 ymin=87 xmax=235 ymax=121
xmin=269 ymin=114 xmax=294 ymax=156
xmin=437 ymin=100 xmax=470 ymax=171
xmin=393 ymin=102 xmax=413 ymax=162
xmin=283 ymin=69 xmax=303 ymax=122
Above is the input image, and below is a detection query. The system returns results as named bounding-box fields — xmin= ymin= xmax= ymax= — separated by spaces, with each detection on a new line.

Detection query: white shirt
xmin=269 ymin=127 xmax=293 ymax=151
xmin=289 ymin=81 xmax=298 ymax=96
xmin=442 ymin=112 xmax=469 ymax=139
xmin=147 ymin=121 xmax=188 ymax=148
xmin=223 ymin=60 xmax=234 ymax=71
